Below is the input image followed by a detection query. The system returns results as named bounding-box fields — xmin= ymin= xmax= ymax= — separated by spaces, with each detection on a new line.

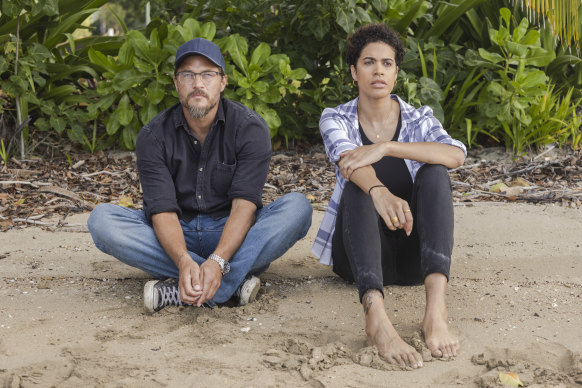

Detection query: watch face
xmin=223 ymin=261 xmax=231 ymax=274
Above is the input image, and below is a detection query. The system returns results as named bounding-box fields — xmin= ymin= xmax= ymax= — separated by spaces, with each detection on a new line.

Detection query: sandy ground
xmin=1 ymin=203 xmax=581 ymax=387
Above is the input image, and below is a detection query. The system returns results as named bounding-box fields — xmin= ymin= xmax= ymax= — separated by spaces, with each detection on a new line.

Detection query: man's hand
xmin=370 ymin=187 xmax=413 ymax=236
xmin=339 ymin=143 xmax=388 ymax=180
xmin=177 ymin=253 xmax=203 ymax=305
xmin=197 ymin=259 xmax=223 ymax=306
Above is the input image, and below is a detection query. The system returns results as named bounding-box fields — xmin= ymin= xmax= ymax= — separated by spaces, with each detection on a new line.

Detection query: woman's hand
xmin=339 ymin=143 xmax=388 ymax=180
xmin=370 ymin=186 xmax=413 ymax=236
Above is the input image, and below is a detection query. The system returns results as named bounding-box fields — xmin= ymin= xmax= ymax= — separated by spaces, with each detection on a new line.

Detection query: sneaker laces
xmin=158 ymin=282 xmax=183 ymax=308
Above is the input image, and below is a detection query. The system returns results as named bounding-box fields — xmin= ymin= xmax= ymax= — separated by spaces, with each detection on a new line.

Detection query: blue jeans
xmin=88 ymin=192 xmax=312 ymax=306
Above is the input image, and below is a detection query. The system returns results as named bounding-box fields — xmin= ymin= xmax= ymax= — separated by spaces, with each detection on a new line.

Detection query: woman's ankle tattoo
xmin=362 ymin=289 xmax=382 ymax=315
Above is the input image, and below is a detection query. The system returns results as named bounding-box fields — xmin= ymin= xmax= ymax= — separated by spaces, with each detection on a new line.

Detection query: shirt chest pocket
xmin=211 ymin=161 xmax=236 ymax=195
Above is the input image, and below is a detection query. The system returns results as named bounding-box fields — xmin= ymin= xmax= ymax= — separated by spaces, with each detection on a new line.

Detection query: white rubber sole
xmin=143 ymin=280 xmax=159 ymax=313
xmin=238 ymin=276 xmax=260 ymax=306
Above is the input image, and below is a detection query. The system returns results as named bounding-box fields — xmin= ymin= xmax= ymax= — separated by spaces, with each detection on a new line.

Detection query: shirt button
xmin=198 ymin=195 xmax=201 ymax=199
xmin=199 ymin=167 xmax=203 ymax=172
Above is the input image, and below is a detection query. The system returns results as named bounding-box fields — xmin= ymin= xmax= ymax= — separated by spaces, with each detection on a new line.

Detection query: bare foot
xmin=423 ymin=273 xmax=459 ymax=359
xmin=363 ymin=290 xmax=423 ymax=369
xmin=422 ymin=313 xmax=459 ymax=359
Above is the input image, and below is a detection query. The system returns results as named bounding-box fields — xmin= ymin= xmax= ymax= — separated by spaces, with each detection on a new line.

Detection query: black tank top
xmin=359 ymin=114 xmax=413 ymax=201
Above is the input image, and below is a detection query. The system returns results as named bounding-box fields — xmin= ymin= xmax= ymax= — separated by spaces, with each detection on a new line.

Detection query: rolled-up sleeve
xmin=228 ymin=114 xmax=271 ymax=208
xmin=136 ymin=127 xmax=181 ymax=220
xmin=319 ymin=108 xmax=358 ymax=164
xmin=417 ymin=107 xmax=467 ymax=156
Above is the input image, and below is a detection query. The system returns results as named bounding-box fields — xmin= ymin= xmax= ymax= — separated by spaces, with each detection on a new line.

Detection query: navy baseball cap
xmin=174 ymin=38 xmax=225 ymax=72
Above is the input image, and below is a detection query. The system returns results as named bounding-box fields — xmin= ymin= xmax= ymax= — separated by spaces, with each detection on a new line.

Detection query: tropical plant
xmin=0 ymin=0 xmax=119 ymax=156
xmin=510 ymin=0 xmax=582 ymax=53
xmin=88 ymin=18 xmax=308 ymax=148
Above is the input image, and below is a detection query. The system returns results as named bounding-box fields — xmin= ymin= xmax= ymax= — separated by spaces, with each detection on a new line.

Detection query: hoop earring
xmin=352 ymin=80 xmax=358 ymax=87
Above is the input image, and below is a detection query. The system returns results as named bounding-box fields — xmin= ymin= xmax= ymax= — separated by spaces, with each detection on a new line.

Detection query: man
xmin=88 ymin=38 xmax=312 ymax=312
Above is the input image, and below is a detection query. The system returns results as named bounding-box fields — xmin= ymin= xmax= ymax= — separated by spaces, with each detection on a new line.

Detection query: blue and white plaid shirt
xmin=311 ymin=95 xmax=467 ymax=265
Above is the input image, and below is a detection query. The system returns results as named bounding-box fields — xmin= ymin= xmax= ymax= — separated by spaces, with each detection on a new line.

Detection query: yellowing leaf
xmin=118 ymin=195 xmax=134 ymax=208
xmin=510 ymin=177 xmax=531 ymax=187
xmin=503 ymin=186 xmax=524 ymax=200
xmin=499 ymin=372 xmax=524 ymax=387
xmin=489 ymin=182 xmax=509 ymax=193
xmin=305 ymin=194 xmax=316 ymax=202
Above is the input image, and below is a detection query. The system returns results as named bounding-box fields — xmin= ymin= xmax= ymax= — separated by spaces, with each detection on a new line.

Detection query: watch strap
xmin=207 ymin=253 xmax=229 ymax=274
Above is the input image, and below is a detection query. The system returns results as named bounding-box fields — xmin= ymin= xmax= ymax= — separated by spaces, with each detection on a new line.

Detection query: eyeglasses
xmin=175 ymin=71 xmax=222 ymax=85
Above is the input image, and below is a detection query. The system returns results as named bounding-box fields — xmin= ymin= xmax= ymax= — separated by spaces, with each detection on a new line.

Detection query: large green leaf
xmin=105 ymin=112 xmax=121 ymax=135
xmin=250 ymin=43 xmax=271 ymax=67
xmin=425 ymin=0 xmax=486 ymax=39
xmin=111 ymin=69 xmax=150 ymax=91
xmin=116 ymin=94 xmax=133 ymax=126
xmin=199 ymin=21 xmax=216 ymax=40
xmin=393 ymin=0 xmax=425 ymax=34
xmin=88 ymin=48 xmax=121 ymax=73
xmin=146 ymin=80 xmax=166 ymax=105
xmin=44 ymin=8 xmax=100 ymax=49
xmin=50 ymin=115 xmax=67 ymax=134
xmin=518 ymin=70 xmax=547 ymax=89
xmin=478 ymin=48 xmax=505 ymax=64
xmin=221 ymin=34 xmax=249 ymax=74
xmin=523 ymin=47 xmax=555 ymax=67
xmin=335 ymin=8 xmax=351 ymax=34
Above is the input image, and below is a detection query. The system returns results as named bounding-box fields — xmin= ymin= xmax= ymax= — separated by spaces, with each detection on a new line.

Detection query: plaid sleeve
xmin=416 ymin=106 xmax=467 ymax=156
xmin=319 ymin=108 xmax=358 ymax=164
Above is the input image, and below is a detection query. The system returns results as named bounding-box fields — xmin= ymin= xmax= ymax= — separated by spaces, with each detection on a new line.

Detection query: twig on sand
xmin=81 ymin=170 xmax=122 ymax=178
xmin=12 ymin=217 xmax=87 ymax=232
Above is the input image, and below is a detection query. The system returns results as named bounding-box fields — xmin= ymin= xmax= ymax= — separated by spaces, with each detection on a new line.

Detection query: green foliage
xmin=464 ymin=8 xmax=559 ymax=153
xmin=0 ymin=139 xmax=8 ymax=166
xmin=216 ymin=35 xmax=307 ymax=140
xmin=0 ymin=0 xmax=117 ymax=154
xmin=87 ymin=18 xmax=308 ymax=148
xmin=1 ymin=0 xmax=581 ymax=154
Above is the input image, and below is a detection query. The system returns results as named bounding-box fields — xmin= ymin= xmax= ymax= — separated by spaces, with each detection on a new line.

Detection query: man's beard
xmin=180 ymin=89 xmax=219 ymax=119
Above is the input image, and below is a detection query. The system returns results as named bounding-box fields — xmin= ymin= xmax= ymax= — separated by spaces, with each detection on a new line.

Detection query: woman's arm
xmin=338 ymin=141 xmax=465 ymax=181
xmin=347 ymin=164 xmax=413 ymax=236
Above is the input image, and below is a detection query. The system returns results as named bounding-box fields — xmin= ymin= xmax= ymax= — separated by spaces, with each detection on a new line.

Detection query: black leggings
xmin=331 ymin=164 xmax=454 ymax=302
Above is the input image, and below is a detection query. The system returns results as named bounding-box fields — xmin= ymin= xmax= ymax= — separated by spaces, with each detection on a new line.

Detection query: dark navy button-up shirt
xmin=136 ymin=98 xmax=271 ymax=222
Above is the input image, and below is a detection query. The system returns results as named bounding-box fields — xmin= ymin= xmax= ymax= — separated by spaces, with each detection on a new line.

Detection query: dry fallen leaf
xmin=489 ymin=182 xmax=509 ymax=193
xmin=118 ymin=195 xmax=134 ymax=208
xmin=305 ymin=194 xmax=316 ymax=202
xmin=499 ymin=372 xmax=524 ymax=387
xmin=503 ymin=186 xmax=524 ymax=200
xmin=510 ymin=177 xmax=531 ymax=187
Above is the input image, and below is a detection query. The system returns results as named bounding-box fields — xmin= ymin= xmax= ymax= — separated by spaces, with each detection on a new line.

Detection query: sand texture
xmin=1 ymin=203 xmax=581 ymax=387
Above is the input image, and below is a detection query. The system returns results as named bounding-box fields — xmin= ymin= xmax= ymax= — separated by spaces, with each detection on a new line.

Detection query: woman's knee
xmin=416 ymin=164 xmax=450 ymax=186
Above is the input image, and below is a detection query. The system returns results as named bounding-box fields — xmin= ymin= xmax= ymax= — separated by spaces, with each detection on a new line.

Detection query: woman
xmin=311 ymin=24 xmax=466 ymax=369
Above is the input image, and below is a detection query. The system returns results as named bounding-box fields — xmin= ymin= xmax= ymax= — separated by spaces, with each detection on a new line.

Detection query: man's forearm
xmin=151 ymin=212 xmax=189 ymax=267
xmin=213 ymin=198 xmax=256 ymax=261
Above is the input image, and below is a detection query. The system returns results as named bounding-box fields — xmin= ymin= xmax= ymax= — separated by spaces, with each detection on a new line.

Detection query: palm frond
xmin=512 ymin=0 xmax=581 ymax=54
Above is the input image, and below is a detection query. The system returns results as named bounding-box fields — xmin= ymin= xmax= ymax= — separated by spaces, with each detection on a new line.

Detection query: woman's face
xmin=351 ymin=41 xmax=398 ymax=98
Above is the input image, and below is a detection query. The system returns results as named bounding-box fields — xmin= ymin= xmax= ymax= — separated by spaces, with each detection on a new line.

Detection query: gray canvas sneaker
xmin=143 ymin=279 xmax=184 ymax=312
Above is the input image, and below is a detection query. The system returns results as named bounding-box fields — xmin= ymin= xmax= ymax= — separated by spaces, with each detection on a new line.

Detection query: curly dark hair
xmin=346 ymin=23 xmax=405 ymax=70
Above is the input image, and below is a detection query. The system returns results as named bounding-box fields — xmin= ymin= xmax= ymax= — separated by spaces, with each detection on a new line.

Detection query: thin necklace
xmin=357 ymin=101 xmax=391 ymax=139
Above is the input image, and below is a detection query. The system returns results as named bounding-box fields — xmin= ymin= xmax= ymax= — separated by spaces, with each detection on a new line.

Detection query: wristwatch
xmin=207 ymin=253 xmax=230 ymax=275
